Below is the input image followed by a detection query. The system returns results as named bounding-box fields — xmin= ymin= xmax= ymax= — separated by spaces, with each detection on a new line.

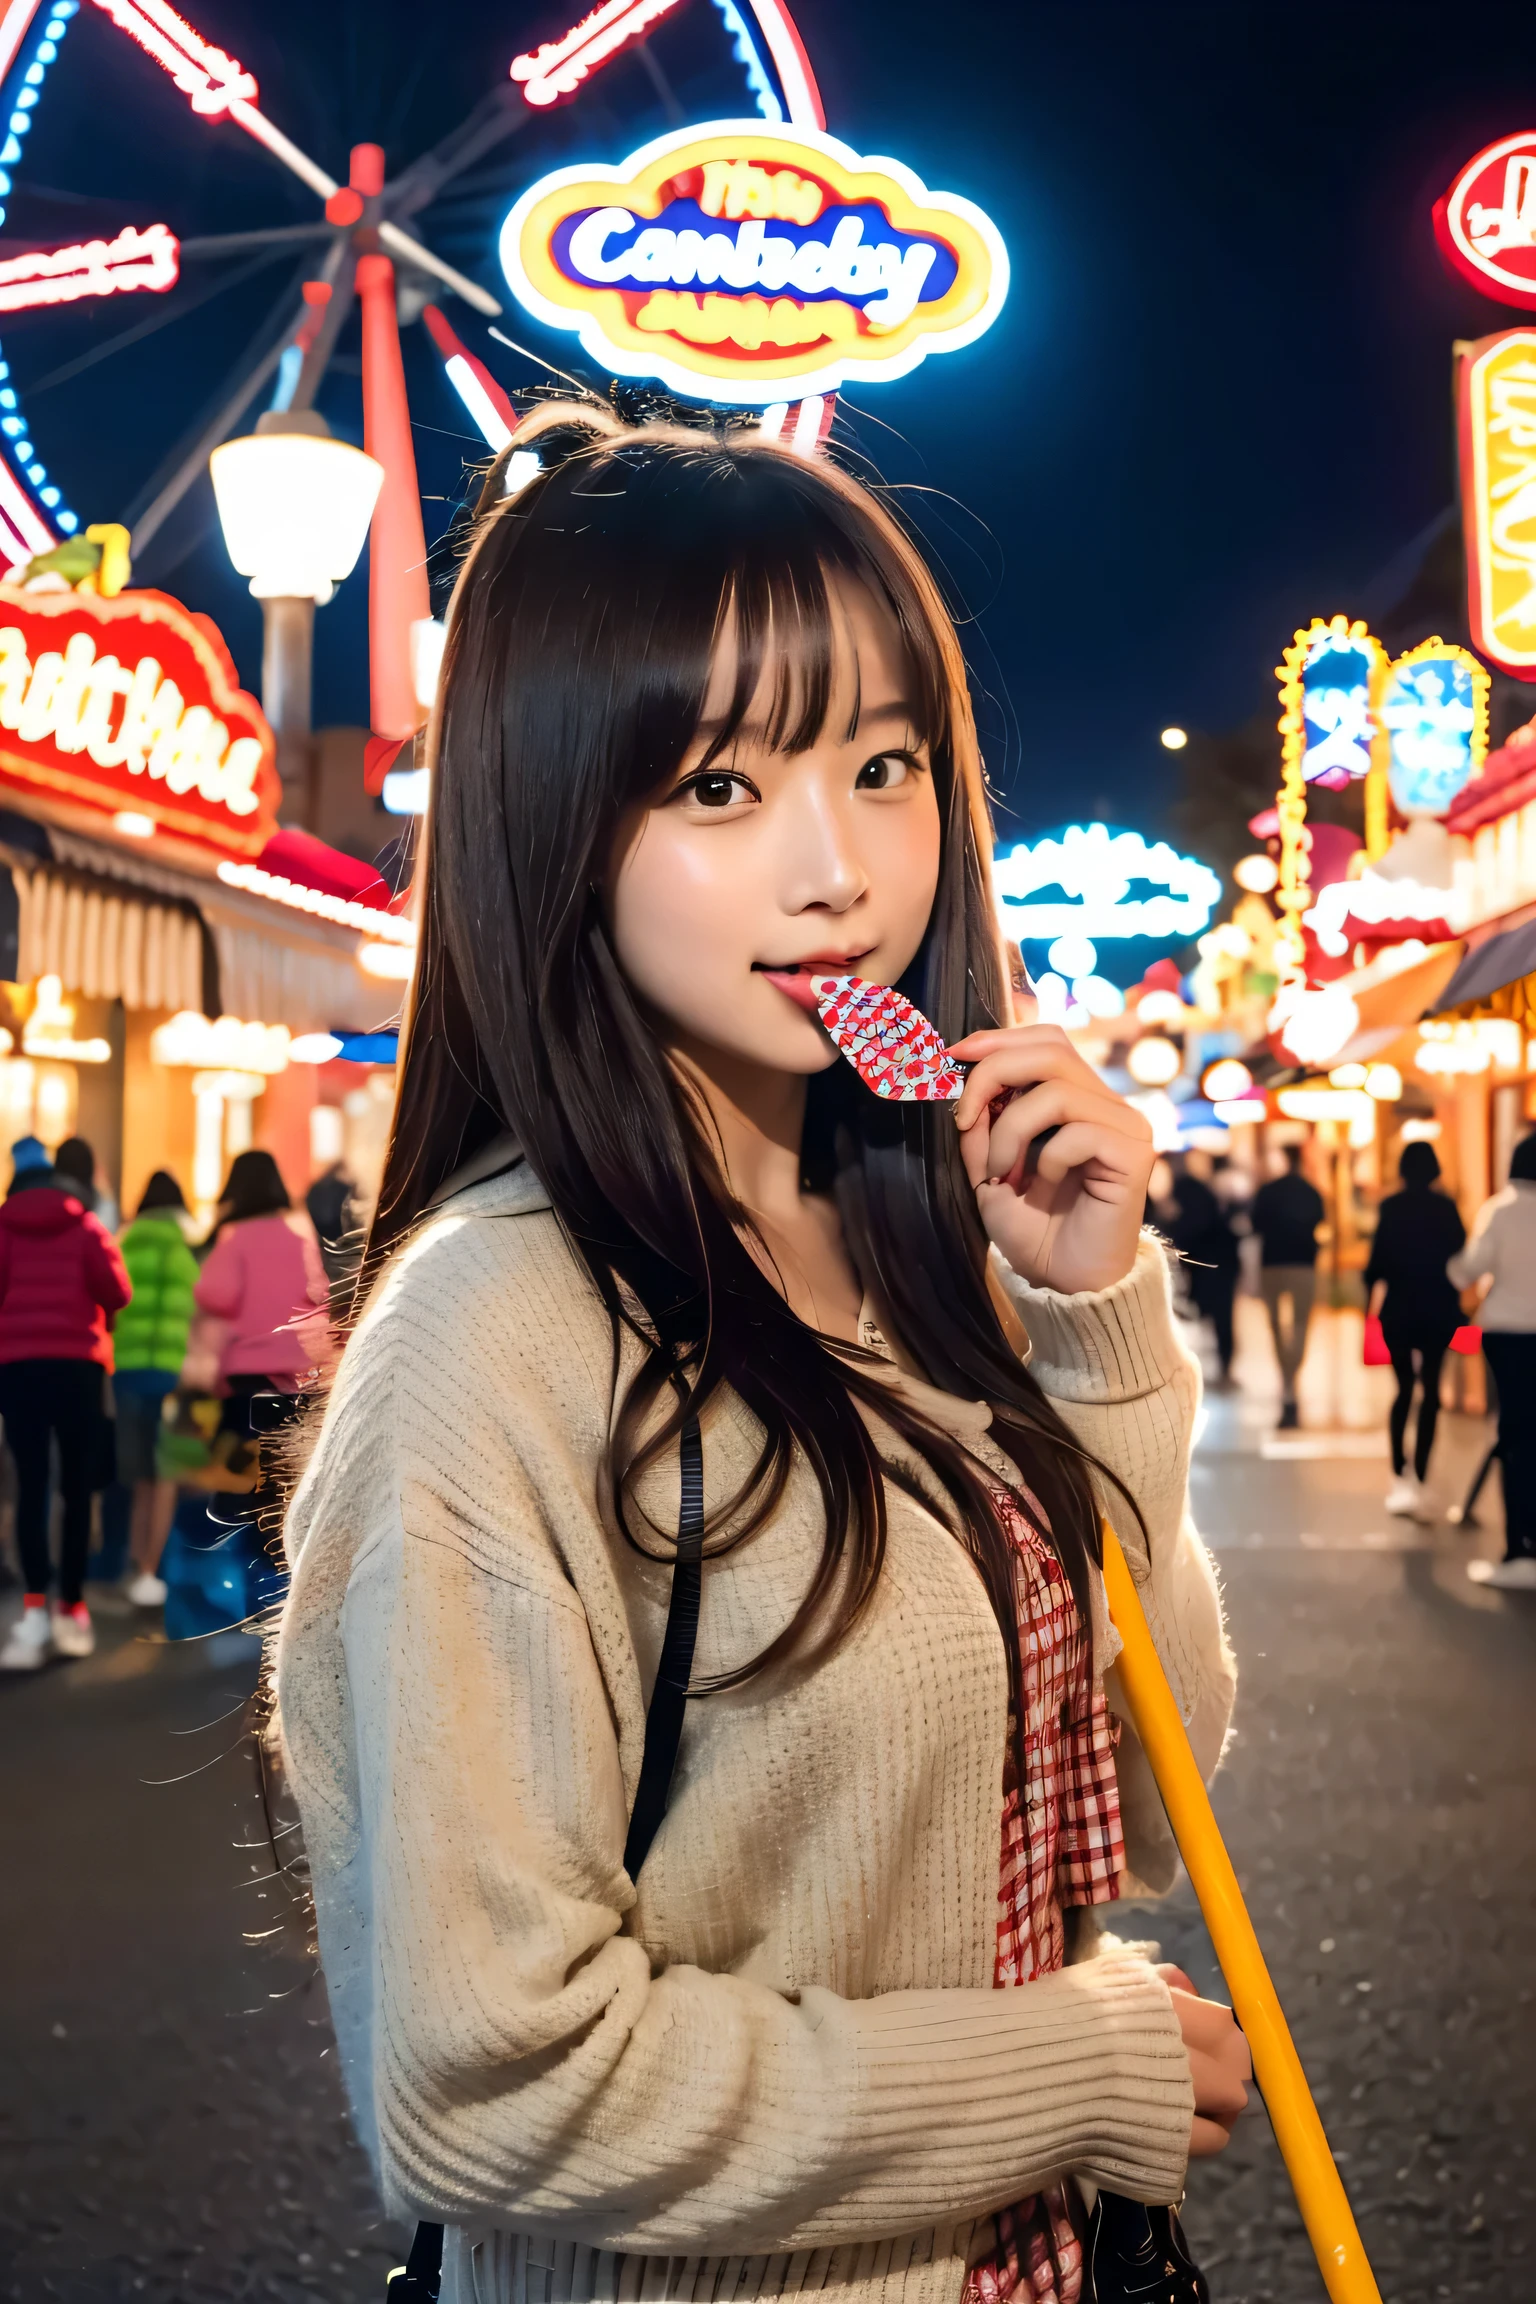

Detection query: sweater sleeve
xmin=995 ymin=1233 xmax=1237 ymax=1895
xmin=1448 ymin=1199 xmax=1500 ymax=1292
xmin=279 ymin=1302 xmax=1192 ymax=2248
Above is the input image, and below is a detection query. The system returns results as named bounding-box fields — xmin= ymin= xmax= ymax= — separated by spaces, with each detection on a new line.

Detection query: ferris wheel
xmin=0 ymin=0 xmax=825 ymax=579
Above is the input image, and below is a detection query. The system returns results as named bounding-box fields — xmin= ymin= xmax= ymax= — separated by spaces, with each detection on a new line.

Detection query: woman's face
xmin=608 ymin=575 xmax=942 ymax=1078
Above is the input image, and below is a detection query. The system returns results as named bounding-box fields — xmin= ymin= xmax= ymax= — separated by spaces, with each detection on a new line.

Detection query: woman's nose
xmin=778 ymin=779 xmax=867 ymax=914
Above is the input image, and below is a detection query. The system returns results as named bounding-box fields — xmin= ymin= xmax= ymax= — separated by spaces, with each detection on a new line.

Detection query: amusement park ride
xmin=0 ymin=6 xmax=1390 ymax=2301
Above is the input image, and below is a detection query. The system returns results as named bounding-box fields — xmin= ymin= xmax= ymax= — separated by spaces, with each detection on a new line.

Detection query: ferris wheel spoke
xmin=177 ymin=222 xmax=335 ymax=261
xmin=24 ymin=240 xmax=300 ymax=398
xmin=122 ymin=262 xmax=311 ymax=553
xmin=286 ymin=241 xmax=355 ymax=417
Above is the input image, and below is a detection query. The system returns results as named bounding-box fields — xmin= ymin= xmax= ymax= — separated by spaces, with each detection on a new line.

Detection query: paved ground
xmin=0 ymin=1297 xmax=1532 ymax=2303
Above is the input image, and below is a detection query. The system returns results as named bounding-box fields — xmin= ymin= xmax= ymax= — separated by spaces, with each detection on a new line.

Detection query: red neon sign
xmin=0 ymin=586 xmax=279 ymax=854
xmin=0 ymin=224 xmax=179 ymax=315
xmin=1435 ymin=132 xmax=1536 ymax=310
xmin=510 ymin=0 xmax=683 ymax=108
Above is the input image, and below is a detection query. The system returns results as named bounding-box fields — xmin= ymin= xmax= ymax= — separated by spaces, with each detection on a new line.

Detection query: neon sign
xmin=992 ymin=824 xmax=1221 ymax=942
xmin=1435 ymin=132 xmax=1536 ymax=311
xmin=0 ymin=585 xmax=278 ymax=853
xmin=499 ymin=119 xmax=1007 ymax=404
xmin=1376 ymin=638 xmax=1489 ymax=818
xmin=1460 ymin=328 xmax=1536 ymax=680
xmin=1278 ymin=615 xmax=1382 ymax=791
xmin=0 ymin=223 xmax=178 ymax=313
xmin=511 ymin=0 xmax=684 ymax=107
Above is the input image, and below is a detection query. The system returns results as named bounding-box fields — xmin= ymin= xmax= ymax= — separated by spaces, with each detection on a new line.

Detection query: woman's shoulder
xmin=347 ymin=1156 xmax=608 ymax=1395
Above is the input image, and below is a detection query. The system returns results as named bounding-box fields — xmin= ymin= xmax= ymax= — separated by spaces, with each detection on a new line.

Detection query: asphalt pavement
xmin=0 ymin=1295 xmax=1531 ymax=2303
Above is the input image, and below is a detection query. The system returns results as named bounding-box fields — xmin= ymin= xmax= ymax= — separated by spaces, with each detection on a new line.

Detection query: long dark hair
xmin=213 ymin=1148 xmax=291 ymax=1239
xmin=367 ymin=403 xmax=1140 ymax=1748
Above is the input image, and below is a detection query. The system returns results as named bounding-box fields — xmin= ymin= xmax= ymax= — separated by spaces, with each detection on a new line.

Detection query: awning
xmin=41 ymin=824 xmax=394 ymax=1033
xmin=7 ymin=857 xmax=206 ymax=1012
xmin=1427 ymin=921 xmax=1536 ymax=1016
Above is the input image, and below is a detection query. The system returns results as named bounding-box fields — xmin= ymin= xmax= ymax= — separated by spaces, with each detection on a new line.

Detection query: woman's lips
xmin=757 ymin=961 xmax=869 ymax=1015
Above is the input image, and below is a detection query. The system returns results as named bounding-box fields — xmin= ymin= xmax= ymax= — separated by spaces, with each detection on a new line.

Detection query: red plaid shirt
xmin=963 ymin=1487 xmax=1125 ymax=2304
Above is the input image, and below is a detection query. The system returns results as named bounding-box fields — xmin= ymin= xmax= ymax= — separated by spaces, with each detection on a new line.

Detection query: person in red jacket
xmin=0 ymin=1134 xmax=130 ymax=1669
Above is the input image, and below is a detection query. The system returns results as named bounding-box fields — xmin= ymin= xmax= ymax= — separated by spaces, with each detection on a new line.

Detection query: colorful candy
xmin=810 ymin=974 xmax=966 ymax=1101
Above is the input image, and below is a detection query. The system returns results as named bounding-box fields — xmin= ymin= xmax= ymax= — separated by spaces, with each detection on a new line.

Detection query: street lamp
xmin=210 ymin=410 xmax=383 ymax=808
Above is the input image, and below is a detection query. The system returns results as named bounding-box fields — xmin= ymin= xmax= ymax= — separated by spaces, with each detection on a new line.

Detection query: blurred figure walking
xmin=193 ymin=1152 xmax=328 ymax=1589
xmin=1451 ymin=1133 xmax=1536 ymax=1588
xmin=0 ymin=1134 xmax=130 ymax=1668
xmin=1366 ymin=1140 xmax=1466 ymax=1521
xmin=1251 ymin=1144 xmax=1324 ymax=1428
xmin=54 ymin=1135 xmax=119 ymax=1232
xmin=1166 ymin=1154 xmax=1240 ymax=1388
xmin=114 ymin=1170 xmax=198 ymax=1609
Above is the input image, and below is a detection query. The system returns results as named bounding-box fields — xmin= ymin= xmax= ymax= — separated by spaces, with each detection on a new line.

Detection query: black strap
xmin=624 ymin=1415 xmax=705 ymax=1879
xmin=389 ymin=1418 xmax=704 ymax=2304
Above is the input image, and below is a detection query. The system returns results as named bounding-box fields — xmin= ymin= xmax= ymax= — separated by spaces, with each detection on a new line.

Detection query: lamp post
xmin=209 ymin=409 xmax=383 ymax=816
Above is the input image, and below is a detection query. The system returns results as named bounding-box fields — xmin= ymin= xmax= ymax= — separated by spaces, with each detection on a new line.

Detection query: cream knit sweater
xmin=278 ymin=1159 xmax=1235 ymax=2304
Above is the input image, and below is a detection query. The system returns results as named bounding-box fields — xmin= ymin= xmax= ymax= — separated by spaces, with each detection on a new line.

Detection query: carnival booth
xmin=0 ymin=574 xmax=408 ymax=1220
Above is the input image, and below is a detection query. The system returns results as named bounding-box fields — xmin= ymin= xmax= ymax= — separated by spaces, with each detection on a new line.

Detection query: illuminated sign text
xmin=0 ymin=586 xmax=278 ymax=853
xmin=992 ymin=823 xmax=1221 ymax=941
xmin=500 ymin=119 xmax=1007 ymax=403
xmin=1460 ymin=328 xmax=1536 ymax=679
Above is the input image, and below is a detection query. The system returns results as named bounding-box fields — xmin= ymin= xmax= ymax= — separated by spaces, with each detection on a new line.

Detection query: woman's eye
xmin=856 ymin=751 xmax=917 ymax=791
xmin=673 ymin=769 xmax=760 ymax=811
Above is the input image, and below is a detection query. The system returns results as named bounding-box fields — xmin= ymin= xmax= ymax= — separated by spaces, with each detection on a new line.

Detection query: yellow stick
xmin=1101 ymin=1526 xmax=1381 ymax=2304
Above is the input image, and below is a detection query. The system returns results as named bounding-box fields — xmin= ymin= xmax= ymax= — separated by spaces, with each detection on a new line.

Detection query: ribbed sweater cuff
xmin=847 ymin=1955 xmax=1192 ymax=2209
xmin=997 ymin=1236 xmax=1186 ymax=1405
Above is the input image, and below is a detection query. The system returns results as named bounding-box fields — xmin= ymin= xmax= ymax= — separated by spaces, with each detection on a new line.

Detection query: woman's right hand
xmin=1157 ymin=1964 xmax=1252 ymax=2156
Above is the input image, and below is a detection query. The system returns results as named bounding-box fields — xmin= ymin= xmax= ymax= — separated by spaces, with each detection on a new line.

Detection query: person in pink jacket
xmin=194 ymin=1149 xmax=329 ymax=1396
xmin=192 ymin=1152 xmax=329 ymax=1569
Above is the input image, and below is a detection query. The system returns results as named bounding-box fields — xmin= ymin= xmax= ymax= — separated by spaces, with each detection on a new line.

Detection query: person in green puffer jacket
xmin=115 ymin=1171 xmax=199 ymax=1609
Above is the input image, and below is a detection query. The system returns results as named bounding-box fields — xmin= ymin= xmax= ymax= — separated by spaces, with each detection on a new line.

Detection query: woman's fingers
xmin=1029 ymin=1119 xmax=1153 ymax=1196
xmin=958 ymin=1082 xmax=1151 ymax=1194
xmin=1170 ymin=1984 xmax=1252 ymax=2157
xmin=950 ymin=1025 xmax=1101 ymax=1132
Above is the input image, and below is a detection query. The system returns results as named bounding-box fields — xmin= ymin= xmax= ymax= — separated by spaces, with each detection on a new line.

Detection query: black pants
xmin=1382 ymin=1323 xmax=1453 ymax=1481
xmin=1483 ymin=1331 xmax=1536 ymax=1559
xmin=1190 ymin=1268 xmax=1236 ymax=1376
xmin=0 ymin=1357 xmax=104 ymax=1605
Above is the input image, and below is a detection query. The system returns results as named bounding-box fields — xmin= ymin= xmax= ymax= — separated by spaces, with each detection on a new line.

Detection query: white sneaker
xmin=0 ymin=1604 xmax=52 ymax=1669
xmin=1468 ymin=1555 xmax=1536 ymax=1590
xmin=1385 ymin=1474 xmax=1433 ymax=1522
xmin=125 ymin=1571 xmax=167 ymax=1608
xmin=50 ymin=1603 xmax=95 ymax=1659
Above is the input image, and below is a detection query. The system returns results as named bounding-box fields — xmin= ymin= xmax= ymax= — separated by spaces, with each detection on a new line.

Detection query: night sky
xmin=7 ymin=0 xmax=1536 ymax=843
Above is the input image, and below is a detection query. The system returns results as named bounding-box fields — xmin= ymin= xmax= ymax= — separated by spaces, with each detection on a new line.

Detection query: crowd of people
xmin=0 ymin=1113 xmax=1530 ymax=1664
xmin=1153 ymin=1133 xmax=1535 ymax=1590
xmin=0 ymin=1136 xmax=351 ymax=1669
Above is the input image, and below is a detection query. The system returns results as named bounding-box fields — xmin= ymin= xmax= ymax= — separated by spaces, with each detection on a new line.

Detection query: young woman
xmin=114 ymin=1168 xmax=199 ymax=1608
xmin=1365 ymin=1139 xmax=1466 ymax=1521
xmin=278 ymin=408 xmax=1246 ymax=2304
xmin=1450 ymin=1131 xmax=1536 ymax=1587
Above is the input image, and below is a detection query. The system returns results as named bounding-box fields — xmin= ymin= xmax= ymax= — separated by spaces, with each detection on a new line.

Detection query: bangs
xmin=694 ymin=520 xmax=952 ymax=774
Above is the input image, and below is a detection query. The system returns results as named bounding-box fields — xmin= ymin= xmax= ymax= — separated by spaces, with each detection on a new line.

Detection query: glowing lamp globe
xmin=1233 ymin=853 xmax=1279 ymax=894
xmin=211 ymin=411 xmax=383 ymax=604
xmin=1202 ymin=1057 xmax=1253 ymax=1102
xmin=1127 ymin=1035 xmax=1182 ymax=1087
